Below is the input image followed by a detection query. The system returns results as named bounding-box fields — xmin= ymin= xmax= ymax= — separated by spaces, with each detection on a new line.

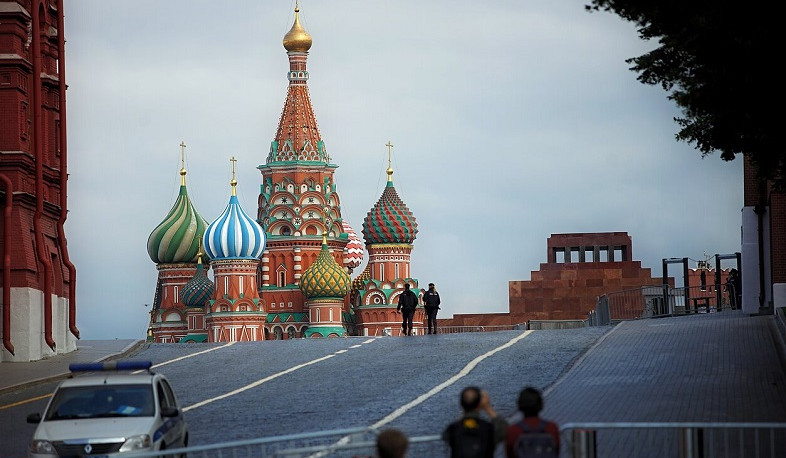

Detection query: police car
xmin=26 ymin=361 xmax=188 ymax=457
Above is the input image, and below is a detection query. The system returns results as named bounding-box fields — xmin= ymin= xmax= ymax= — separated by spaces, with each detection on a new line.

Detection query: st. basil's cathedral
xmin=146 ymin=6 xmax=422 ymax=342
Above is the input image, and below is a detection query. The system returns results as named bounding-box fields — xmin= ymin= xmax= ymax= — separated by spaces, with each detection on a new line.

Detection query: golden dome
xmin=283 ymin=7 xmax=312 ymax=52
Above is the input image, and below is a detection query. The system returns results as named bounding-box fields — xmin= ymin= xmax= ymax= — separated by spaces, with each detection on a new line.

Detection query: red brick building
xmin=0 ymin=0 xmax=78 ymax=362
xmin=442 ymin=232 xmax=663 ymax=327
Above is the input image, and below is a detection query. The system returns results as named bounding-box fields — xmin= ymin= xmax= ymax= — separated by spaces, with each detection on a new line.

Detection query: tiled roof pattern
xmin=300 ymin=242 xmax=350 ymax=299
xmin=181 ymin=261 xmax=214 ymax=308
xmin=362 ymin=183 xmax=418 ymax=245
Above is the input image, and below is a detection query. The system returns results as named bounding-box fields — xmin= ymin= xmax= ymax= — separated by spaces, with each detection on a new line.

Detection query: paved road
xmin=2 ymin=310 xmax=785 ymax=457
xmin=0 ymin=327 xmax=608 ymax=457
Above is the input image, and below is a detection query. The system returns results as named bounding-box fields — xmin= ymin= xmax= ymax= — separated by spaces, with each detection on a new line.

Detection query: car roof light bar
xmin=69 ymin=361 xmax=153 ymax=372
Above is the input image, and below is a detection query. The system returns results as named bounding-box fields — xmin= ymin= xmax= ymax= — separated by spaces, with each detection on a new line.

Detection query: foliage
xmin=586 ymin=1 xmax=783 ymax=188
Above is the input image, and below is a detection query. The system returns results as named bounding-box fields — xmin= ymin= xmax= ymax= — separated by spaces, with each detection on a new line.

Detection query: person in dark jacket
xmin=423 ymin=283 xmax=441 ymax=334
xmin=397 ymin=283 xmax=418 ymax=336
xmin=443 ymin=386 xmax=507 ymax=458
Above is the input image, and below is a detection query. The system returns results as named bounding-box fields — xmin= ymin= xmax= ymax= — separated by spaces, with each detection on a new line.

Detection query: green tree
xmin=587 ymin=1 xmax=783 ymax=187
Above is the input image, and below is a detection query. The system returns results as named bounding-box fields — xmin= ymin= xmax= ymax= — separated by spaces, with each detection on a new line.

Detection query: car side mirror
xmin=27 ymin=413 xmax=42 ymax=423
xmin=160 ymin=407 xmax=179 ymax=418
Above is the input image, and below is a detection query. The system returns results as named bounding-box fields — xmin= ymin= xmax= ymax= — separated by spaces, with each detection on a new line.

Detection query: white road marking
xmin=307 ymin=331 xmax=534 ymax=457
xmin=370 ymin=330 xmax=533 ymax=428
xmin=131 ymin=342 xmax=237 ymax=374
xmin=183 ymin=342 xmax=369 ymax=411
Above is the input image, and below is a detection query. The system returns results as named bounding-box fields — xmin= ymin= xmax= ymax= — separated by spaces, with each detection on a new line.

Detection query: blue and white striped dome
xmin=203 ymin=194 xmax=266 ymax=260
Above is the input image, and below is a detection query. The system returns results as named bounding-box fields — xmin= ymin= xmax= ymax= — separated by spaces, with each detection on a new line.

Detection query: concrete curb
xmin=0 ymin=340 xmax=147 ymax=396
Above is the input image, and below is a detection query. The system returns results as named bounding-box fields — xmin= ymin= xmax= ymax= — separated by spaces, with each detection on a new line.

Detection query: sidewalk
xmin=0 ymin=339 xmax=144 ymax=395
xmin=542 ymin=309 xmax=786 ymax=456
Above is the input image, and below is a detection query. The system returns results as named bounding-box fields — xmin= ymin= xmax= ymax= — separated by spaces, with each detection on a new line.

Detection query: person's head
xmin=459 ymin=386 xmax=482 ymax=413
xmin=517 ymin=386 xmax=544 ymax=417
xmin=404 ymin=283 xmax=410 ymax=290
xmin=428 ymin=283 xmax=435 ymax=290
xmin=376 ymin=428 xmax=408 ymax=458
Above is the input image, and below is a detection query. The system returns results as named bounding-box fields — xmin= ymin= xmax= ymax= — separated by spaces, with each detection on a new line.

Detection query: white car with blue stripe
xmin=27 ymin=361 xmax=188 ymax=457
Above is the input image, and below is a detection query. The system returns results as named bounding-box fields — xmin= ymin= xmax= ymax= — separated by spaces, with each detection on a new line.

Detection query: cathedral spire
xmin=267 ymin=3 xmax=327 ymax=164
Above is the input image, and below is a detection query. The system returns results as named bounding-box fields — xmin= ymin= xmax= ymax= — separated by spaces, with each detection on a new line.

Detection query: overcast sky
xmin=63 ymin=1 xmax=743 ymax=340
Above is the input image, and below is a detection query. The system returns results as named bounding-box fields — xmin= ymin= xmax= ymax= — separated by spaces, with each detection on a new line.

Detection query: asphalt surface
xmin=1 ymin=309 xmax=785 ymax=457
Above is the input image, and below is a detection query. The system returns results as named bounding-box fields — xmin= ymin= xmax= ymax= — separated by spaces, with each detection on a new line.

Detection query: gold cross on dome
xmin=229 ymin=156 xmax=238 ymax=194
xmin=385 ymin=140 xmax=394 ymax=182
xmin=179 ymin=141 xmax=187 ymax=184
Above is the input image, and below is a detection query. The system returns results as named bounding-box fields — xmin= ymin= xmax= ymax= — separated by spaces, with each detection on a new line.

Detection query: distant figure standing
xmin=505 ymin=387 xmax=559 ymax=458
xmin=397 ymin=283 xmax=418 ymax=336
xmin=725 ymin=268 xmax=742 ymax=310
xmin=443 ymin=386 xmax=507 ymax=458
xmin=423 ymin=283 xmax=441 ymax=334
xmin=376 ymin=428 xmax=409 ymax=458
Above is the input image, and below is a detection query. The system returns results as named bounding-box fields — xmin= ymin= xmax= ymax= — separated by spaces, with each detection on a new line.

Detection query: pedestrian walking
xmin=505 ymin=387 xmax=559 ymax=457
xmin=443 ymin=386 xmax=507 ymax=458
xmin=423 ymin=282 xmax=441 ymax=334
xmin=396 ymin=283 xmax=418 ymax=336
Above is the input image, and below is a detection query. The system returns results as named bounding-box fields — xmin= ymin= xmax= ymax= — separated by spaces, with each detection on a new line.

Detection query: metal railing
xmin=120 ymin=428 xmax=446 ymax=457
xmin=595 ymin=284 xmax=737 ymax=326
xmin=561 ymin=422 xmax=786 ymax=458
xmin=437 ymin=324 xmax=521 ymax=334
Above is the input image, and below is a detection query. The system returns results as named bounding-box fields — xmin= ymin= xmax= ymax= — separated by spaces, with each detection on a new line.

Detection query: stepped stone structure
xmin=443 ymin=232 xmax=663 ymax=327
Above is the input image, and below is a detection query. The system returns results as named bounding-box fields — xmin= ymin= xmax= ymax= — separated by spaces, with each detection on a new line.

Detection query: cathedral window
xmin=395 ymin=263 xmax=399 ymax=279
xmin=379 ymin=264 xmax=384 ymax=279
xmin=278 ymin=271 xmax=286 ymax=287
xmin=288 ymin=302 xmax=293 ymax=308
xmin=174 ymin=286 xmax=179 ymax=303
xmin=281 ymin=227 xmax=291 ymax=236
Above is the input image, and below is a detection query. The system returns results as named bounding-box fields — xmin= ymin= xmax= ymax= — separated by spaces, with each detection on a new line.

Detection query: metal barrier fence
xmin=118 ymin=422 xmax=786 ymax=457
xmin=437 ymin=324 xmax=521 ymax=334
xmin=561 ymin=422 xmax=786 ymax=458
xmin=121 ymin=428 xmax=446 ymax=457
xmin=595 ymin=283 xmax=736 ymax=325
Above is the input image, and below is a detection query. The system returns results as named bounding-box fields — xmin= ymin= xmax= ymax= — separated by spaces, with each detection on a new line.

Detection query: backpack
xmin=447 ymin=417 xmax=494 ymax=458
xmin=514 ymin=419 xmax=557 ymax=458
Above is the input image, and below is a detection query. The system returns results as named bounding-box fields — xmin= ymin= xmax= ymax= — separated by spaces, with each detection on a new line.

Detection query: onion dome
xmin=283 ymin=6 xmax=312 ymax=52
xmin=300 ymin=236 xmax=351 ymax=299
xmin=342 ymin=220 xmax=364 ymax=270
xmin=180 ymin=253 xmax=214 ymax=308
xmin=203 ymin=158 xmax=266 ymax=260
xmin=362 ymin=183 xmax=418 ymax=245
xmin=147 ymin=155 xmax=208 ymax=264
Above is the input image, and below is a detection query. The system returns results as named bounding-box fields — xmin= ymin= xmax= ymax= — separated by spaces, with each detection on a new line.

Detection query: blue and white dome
xmin=203 ymin=167 xmax=266 ymax=260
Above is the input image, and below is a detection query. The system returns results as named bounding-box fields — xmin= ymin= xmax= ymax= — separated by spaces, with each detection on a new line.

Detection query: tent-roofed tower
xmin=257 ymin=4 xmax=353 ymax=339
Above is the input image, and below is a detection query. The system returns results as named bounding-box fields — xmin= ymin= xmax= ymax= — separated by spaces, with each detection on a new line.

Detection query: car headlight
xmin=118 ymin=434 xmax=152 ymax=452
xmin=29 ymin=439 xmax=56 ymax=454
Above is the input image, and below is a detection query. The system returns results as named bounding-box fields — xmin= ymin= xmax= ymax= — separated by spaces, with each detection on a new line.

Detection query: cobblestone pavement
xmin=1 ymin=310 xmax=784 ymax=457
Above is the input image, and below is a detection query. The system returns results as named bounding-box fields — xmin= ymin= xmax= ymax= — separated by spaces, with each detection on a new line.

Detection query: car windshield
xmin=45 ymin=384 xmax=155 ymax=420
